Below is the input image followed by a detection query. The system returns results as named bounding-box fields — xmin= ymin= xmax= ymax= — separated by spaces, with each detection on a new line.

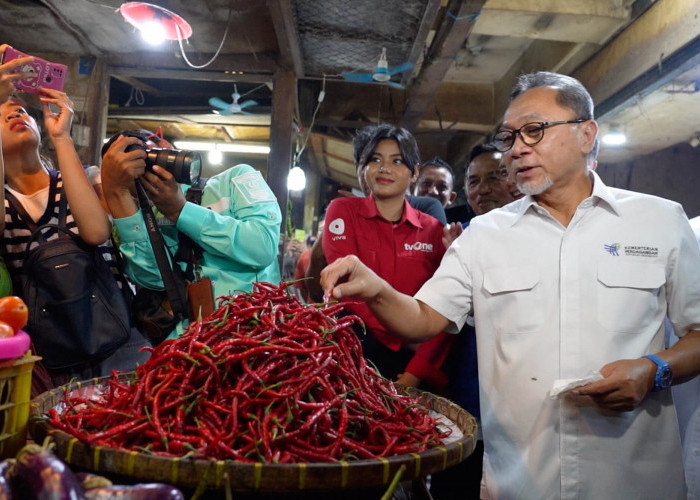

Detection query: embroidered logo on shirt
xmin=624 ymin=245 xmax=658 ymax=258
xmin=329 ymin=218 xmax=344 ymax=235
xmin=404 ymin=241 xmax=434 ymax=253
xmin=328 ymin=218 xmax=346 ymax=240
xmin=232 ymin=171 xmax=276 ymax=205
xmin=604 ymin=243 xmax=620 ymax=256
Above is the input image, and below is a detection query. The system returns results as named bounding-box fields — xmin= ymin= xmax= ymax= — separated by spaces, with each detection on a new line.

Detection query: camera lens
xmin=146 ymin=149 xmax=202 ymax=185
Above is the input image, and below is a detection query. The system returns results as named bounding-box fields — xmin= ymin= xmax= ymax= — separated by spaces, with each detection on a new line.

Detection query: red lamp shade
xmin=119 ymin=2 xmax=192 ymax=41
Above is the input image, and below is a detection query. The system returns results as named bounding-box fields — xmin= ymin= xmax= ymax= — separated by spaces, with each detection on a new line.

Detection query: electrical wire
xmin=238 ymin=83 xmax=267 ymax=99
xmin=124 ymin=86 xmax=144 ymax=107
xmin=293 ymin=75 xmax=326 ymax=165
xmin=177 ymin=0 xmax=234 ymax=70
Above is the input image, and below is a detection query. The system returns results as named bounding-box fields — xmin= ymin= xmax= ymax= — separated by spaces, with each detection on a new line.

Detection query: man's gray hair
xmin=511 ymin=72 xmax=597 ymax=163
xmin=510 ymin=71 xmax=595 ymax=121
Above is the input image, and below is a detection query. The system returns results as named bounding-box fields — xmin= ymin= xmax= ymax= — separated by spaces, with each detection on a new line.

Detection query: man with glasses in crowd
xmin=321 ymin=71 xmax=700 ymax=498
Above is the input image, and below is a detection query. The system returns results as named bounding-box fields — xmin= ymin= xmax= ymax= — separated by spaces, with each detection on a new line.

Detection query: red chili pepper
xmin=48 ymin=281 xmax=450 ymax=463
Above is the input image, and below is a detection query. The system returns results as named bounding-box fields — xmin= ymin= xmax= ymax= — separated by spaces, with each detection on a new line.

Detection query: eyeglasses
xmin=493 ymin=119 xmax=586 ymax=152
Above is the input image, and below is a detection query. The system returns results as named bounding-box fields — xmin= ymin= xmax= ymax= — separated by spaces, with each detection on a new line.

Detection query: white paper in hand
xmin=548 ymin=371 xmax=604 ymax=399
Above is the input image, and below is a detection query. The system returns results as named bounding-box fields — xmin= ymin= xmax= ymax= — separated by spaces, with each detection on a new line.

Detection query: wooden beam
xmin=268 ymin=0 xmax=305 ymax=77
xmin=322 ymin=151 xmax=355 ymax=166
xmin=573 ymin=0 xmax=700 ymax=107
xmin=104 ymin=52 xmax=278 ymax=74
xmin=85 ymin=59 xmax=110 ymax=165
xmin=110 ymin=75 xmax=163 ymax=96
xmin=110 ymin=67 xmax=273 ymax=84
xmin=313 ymin=118 xmax=374 ymax=130
xmin=595 ymin=36 xmax=700 ymax=121
xmin=222 ymin=126 xmax=237 ymax=141
xmin=327 ymin=170 xmax=359 ymax=186
xmin=401 ymin=0 xmax=443 ymax=86
xmin=483 ymin=0 xmax=631 ymax=17
xmin=108 ymin=107 xmax=237 ymax=116
xmin=163 ymin=123 xmax=187 ymax=139
xmin=267 ymin=68 xmax=297 ymax=233
xmin=309 ymin=135 xmax=330 ymax=177
xmin=473 ymin=0 xmax=632 ymax=44
xmin=399 ymin=0 xmax=487 ymax=131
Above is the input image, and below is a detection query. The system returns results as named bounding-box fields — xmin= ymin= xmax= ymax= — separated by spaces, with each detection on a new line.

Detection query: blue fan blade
xmin=239 ymin=99 xmax=258 ymax=109
xmin=342 ymin=71 xmax=374 ymax=83
xmin=217 ymin=108 xmax=233 ymax=116
xmin=388 ymin=62 xmax=413 ymax=76
xmin=386 ymin=81 xmax=406 ymax=90
xmin=208 ymin=97 xmax=231 ymax=110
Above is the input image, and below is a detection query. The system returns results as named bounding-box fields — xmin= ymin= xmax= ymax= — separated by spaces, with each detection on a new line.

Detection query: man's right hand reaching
xmin=320 ymin=254 xmax=450 ymax=344
xmin=320 ymin=255 xmax=385 ymax=301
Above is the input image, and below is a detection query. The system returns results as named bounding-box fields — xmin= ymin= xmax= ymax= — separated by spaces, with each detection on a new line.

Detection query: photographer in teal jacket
xmin=100 ymin=130 xmax=282 ymax=338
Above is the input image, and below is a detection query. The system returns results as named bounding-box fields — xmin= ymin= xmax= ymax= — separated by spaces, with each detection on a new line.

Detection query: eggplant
xmin=0 ymin=460 xmax=14 ymax=500
xmin=12 ymin=444 xmax=85 ymax=500
xmin=84 ymin=484 xmax=184 ymax=500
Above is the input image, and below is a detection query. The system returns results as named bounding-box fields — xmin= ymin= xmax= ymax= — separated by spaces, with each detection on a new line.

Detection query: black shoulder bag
xmin=5 ymin=189 xmax=130 ymax=370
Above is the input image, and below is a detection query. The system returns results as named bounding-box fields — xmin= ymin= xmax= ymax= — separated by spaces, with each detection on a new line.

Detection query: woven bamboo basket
xmin=29 ymin=374 xmax=477 ymax=493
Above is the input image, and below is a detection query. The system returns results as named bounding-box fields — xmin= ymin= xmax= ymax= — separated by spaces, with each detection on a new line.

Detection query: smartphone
xmin=1 ymin=46 xmax=67 ymax=94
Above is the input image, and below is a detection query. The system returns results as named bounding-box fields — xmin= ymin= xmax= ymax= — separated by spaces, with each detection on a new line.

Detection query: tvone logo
xmin=404 ymin=242 xmax=433 ymax=252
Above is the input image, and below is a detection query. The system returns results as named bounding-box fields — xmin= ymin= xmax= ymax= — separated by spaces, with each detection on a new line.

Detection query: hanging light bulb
xmin=287 ymin=166 xmax=306 ymax=191
xmin=602 ymin=124 xmax=627 ymax=146
xmin=208 ymin=148 xmax=223 ymax=165
xmin=140 ymin=20 xmax=167 ymax=45
xmin=119 ymin=2 xmax=193 ymax=43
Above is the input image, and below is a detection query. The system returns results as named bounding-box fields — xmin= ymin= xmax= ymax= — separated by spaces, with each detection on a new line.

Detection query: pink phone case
xmin=1 ymin=47 xmax=67 ymax=94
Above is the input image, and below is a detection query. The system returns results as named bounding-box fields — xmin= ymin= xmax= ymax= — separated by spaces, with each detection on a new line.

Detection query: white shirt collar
xmin=509 ymin=169 xmax=621 ymax=227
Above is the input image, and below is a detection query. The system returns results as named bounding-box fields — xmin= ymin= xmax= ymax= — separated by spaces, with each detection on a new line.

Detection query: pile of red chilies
xmin=49 ymin=282 xmax=449 ymax=463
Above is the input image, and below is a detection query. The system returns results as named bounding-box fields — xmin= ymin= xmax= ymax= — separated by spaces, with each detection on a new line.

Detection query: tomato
xmin=0 ymin=321 xmax=14 ymax=338
xmin=0 ymin=296 xmax=28 ymax=332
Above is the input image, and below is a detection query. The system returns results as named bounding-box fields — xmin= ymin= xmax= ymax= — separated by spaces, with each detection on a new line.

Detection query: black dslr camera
xmin=124 ymin=144 xmax=202 ymax=186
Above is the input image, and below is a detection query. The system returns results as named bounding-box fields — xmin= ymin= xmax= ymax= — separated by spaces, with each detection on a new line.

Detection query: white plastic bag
xmin=548 ymin=371 xmax=604 ymax=399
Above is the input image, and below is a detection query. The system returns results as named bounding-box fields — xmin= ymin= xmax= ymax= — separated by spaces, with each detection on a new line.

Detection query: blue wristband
xmin=643 ymin=354 xmax=672 ymax=391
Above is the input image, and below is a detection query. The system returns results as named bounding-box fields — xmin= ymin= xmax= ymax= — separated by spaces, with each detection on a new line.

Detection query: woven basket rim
xmin=29 ymin=373 xmax=478 ymax=492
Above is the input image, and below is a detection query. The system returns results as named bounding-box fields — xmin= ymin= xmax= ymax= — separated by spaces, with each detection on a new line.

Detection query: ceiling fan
xmin=341 ymin=48 xmax=413 ymax=89
xmin=208 ymin=85 xmax=259 ymax=115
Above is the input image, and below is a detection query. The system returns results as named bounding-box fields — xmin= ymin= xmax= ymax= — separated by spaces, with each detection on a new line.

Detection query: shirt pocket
xmin=483 ymin=267 xmax=543 ymax=333
xmin=597 ymin=261 xmax=665 ymax=333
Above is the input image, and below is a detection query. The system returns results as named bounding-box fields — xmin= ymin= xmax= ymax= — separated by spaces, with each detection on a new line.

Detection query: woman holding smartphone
xmin=0 ymin=45 xmax=150 ymax=395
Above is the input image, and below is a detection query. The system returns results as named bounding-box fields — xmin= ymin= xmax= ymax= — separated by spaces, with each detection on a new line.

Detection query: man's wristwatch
xmin=643 ymin=354 xmax=673 ymax=391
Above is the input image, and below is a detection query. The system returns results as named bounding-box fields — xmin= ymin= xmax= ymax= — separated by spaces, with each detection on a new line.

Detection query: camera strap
xmin=134 ymin=179 xmax=188 ymax=321
xmin=174 ymin=177 xmax=208 ymax=280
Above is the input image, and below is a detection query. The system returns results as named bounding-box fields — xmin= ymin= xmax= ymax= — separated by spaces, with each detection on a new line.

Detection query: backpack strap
xmin=5 ymin=185 xmax=69 ymax=241
xmin=4 ymin=189 xmax=37 ymax=233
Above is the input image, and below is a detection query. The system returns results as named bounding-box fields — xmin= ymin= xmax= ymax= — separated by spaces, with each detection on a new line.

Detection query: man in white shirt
xmin=321 ymin=71 xmax=700 ymax=499
xmin=674 ymin=215 xmax=700 ymax=499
